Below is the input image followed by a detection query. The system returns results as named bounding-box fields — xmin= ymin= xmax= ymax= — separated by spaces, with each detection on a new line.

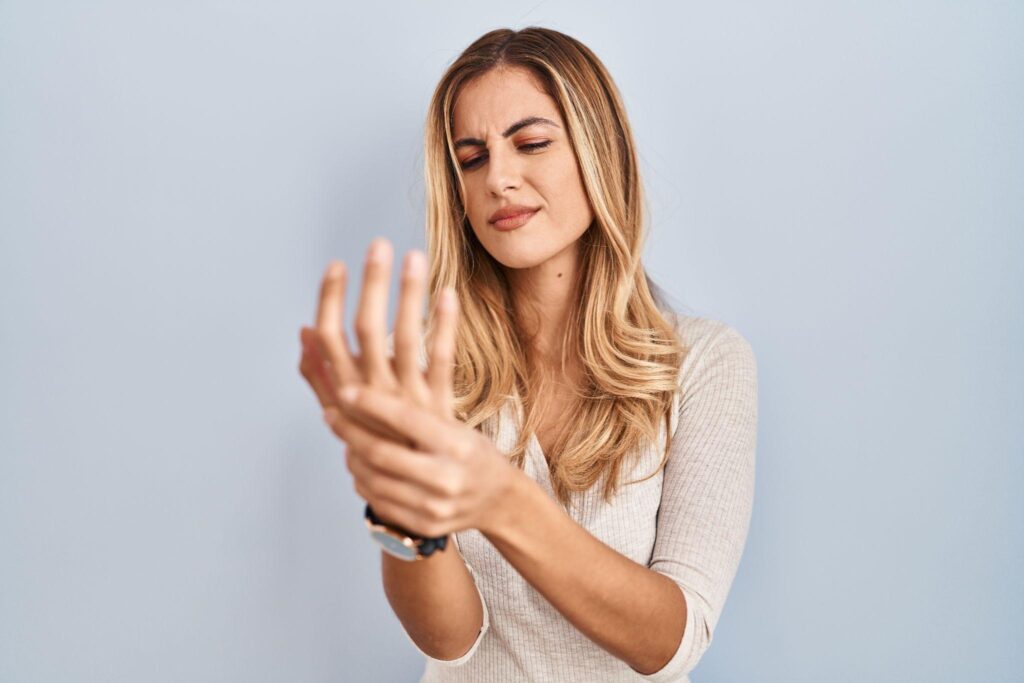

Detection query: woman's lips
xmin=492 ymin=209 xmax=539 ymax=231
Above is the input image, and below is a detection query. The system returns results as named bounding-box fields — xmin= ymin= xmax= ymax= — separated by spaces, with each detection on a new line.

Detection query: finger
xmin=346 ymin=457 xmax=406 ymax=532
xmin=393 ymin=250 xmax=432 ymax=403
xmin=426 ymin=287 xmax=459 ymax=421
xmin=326 ymin=401 xmax=412 ymax=450
xmin=328 ymin=409 xmax=450 ymax=494
xmin=354 ymin=239 xmax=400 ymax=389
xmin=299 ymin=328 xmax=342 ymax=405
xmin=349 ymin=466 xmax=404 ymax=526
xmin=312 ymin=262 xmax=361 ymax=386
xmin=337 ymin=385 xmax=456 ymax=455
xmin=368 ymin=495 xmax=445 ymax=540
xmin=298 ymin=344 xmax=336 ymax=408
xmin=344 ymin=443 xmax=452 ymax=502
xmin=345 ymin=447 xmax=401 ymax=504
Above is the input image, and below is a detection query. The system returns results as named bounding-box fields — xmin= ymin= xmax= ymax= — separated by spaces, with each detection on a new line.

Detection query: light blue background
xmin=1 ymin=2 xmax=1021 ymax=681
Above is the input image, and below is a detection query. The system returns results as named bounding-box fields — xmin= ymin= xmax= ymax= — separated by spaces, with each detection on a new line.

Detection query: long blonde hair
xmin=422 ymin=27 xmax=686 ymax=510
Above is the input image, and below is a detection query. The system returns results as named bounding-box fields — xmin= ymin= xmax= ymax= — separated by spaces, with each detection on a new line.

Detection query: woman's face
xmin=451 ymin=67 xmax=594 ymax=270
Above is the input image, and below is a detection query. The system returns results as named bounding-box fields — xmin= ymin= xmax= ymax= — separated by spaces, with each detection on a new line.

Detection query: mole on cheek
xmin=557 ymin=273 xmax=563 ymax=277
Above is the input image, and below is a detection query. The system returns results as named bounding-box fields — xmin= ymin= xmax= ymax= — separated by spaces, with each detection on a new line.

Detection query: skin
xmin=298 ymin=244 xmax=518 ymax=537
xmin=296 ymin=65 xmax=687 ymax=675
xmin=454 ymin=66 xmax=594 ymax=359
xmin=299 ymin=64 xmax=599 ymax=532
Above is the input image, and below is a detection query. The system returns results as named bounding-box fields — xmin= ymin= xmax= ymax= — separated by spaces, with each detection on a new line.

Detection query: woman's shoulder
xmin=666 ymin=311 xmax=753 ymax=350
xmin=660 ymin=309 xmax=757 ymax=387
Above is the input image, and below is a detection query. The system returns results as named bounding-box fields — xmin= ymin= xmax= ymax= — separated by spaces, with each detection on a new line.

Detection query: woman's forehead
xmin=452 ymin=70 xmax=558 ymax=136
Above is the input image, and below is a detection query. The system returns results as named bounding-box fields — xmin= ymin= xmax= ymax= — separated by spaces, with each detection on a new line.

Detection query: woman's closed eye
xmin=459 ymin=140 xmax=552 ymax=170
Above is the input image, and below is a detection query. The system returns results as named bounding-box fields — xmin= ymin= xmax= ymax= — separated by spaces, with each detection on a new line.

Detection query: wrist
xmin=477 ymin=465 xmax=533 ymax=539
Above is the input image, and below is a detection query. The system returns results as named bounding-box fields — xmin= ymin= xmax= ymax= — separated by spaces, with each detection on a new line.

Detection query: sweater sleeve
xmin=637 ymin=321 xmax=758 ymax=681
xmin=399 ymin=537 xmax=492 ymax=667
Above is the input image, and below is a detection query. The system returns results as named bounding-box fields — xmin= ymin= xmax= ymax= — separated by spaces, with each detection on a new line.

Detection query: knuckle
xmin=355 ymin=483 xmax=373 ymax=504
xmin=405 ymin=384 xmax=431 ymax=408
xmin=394 ymin=339 xmax=417 ymax=359
xmin=422 ymin=521 xmax=446 ymax=538
xmin=364 ymin=443 xmax=385 ymax=467
xmin=453 ymin=441 xmax=474 ymax=461
xmin=361 ymin=476 xmax=381 ymax=499
xmin=424 ymin=498 xmax=455 ymax=522
xmin=376 ymin=502 xmax=404 ymax=528
xmin=440 ymin=472 xmax=465 ymax=497
xmin=374 ymin=376 xmax=401 ymax=394
xmin=353 ymin=317 xmax=374 ymax=338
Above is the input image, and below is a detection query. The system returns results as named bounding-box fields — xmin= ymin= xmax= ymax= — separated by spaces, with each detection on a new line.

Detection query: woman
xmin=298 ymin=27 xmax=757 ymax=683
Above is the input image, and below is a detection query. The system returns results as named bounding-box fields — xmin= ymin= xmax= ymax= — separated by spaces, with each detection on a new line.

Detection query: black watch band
xmin=364 ymin=503 xmax=449 ymax=561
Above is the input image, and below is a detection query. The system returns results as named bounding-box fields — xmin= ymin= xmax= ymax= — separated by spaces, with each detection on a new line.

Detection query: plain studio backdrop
xmin=1 ymin=1 xmax=1021 ymax=681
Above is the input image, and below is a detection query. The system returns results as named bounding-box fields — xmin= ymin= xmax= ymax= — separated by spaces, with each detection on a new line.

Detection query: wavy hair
xmin=421 ymin=26 xmax=686 ymax=510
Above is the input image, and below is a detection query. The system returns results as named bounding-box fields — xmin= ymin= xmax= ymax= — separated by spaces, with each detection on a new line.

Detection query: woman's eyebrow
xmin=454 ymin=116 xmax=560 ymax=149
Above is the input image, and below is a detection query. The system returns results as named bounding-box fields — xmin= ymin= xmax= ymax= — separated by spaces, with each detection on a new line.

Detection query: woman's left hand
xmin=324 ymin=385 xmax=520 ymax=538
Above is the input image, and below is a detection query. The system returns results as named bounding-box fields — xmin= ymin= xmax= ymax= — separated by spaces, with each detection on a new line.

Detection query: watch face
xmin=369 ymin=529 xmax=419 ymax=561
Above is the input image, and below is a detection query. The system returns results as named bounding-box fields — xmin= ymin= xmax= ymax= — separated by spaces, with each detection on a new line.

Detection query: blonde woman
xmin=298 ymin=27 xmax=757 ymax=683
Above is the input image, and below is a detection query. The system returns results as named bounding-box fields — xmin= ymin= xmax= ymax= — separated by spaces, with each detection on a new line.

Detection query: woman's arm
xmin=483 ymin=474 xmax=687 ymax=675
xmin=480 ymin=321 xmax=758 ymax=678
xmin=380 ymin=539 xmax=487 ymax=662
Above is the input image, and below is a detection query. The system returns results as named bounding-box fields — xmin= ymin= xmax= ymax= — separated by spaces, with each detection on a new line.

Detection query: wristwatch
xmin=364 ymin=503 xmax=449 ymax=561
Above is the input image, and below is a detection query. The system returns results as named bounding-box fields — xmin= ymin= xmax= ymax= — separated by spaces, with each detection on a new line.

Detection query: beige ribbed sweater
xmin=391 ymin=313 xmax=758 ymax=682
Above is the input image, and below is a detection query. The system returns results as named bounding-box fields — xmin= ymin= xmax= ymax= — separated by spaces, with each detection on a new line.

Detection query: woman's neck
xmin=506 ymin=241 xmax=581 ymax=359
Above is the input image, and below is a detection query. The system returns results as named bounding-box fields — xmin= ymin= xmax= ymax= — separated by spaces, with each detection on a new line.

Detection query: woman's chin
xmin=487 ymin=244 xmax=565 ymax=270
xmin=473 ymin=221 xmax=582 ymax=271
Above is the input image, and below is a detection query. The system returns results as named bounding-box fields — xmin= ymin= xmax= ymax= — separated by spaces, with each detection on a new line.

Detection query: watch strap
xmin=364 ymin=503 xmax=449 ymax=558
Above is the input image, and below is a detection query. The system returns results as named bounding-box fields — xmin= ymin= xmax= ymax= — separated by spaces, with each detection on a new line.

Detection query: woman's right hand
xmin=297 ymin=237 xmax=459 ymax=446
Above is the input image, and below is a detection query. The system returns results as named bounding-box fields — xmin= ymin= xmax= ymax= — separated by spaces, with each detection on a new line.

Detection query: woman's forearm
xmin=480 ymin=471 xmax=687 ymax=675
xmin=380 ymin=542 xmax=484 ymax=661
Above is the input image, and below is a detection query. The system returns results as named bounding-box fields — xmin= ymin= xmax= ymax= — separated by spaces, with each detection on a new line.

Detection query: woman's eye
xmin=460 ymin=141 xmax=552 ymax=170
xmin=519 ymin=141 xmax=552 ymax=153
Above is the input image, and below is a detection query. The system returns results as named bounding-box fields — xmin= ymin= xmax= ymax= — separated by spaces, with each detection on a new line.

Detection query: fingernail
xmin=323 ymin=407 xmax=339 ymax=423
xmin=368 ymin=241 xmax=382 ymax=263
xmin=327 ymin=262 xmax=343 ymax=278
xmin=405 ymin=251 xmax=424 ymax=277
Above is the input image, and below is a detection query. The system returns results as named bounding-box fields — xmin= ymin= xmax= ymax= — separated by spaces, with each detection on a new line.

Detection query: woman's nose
xmin=484 ymin=147 xmax=522 ymax=194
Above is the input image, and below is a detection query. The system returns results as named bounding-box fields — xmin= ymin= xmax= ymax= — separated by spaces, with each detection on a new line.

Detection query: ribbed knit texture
xmin=388 ymin=313 xmax=758 ymax=682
